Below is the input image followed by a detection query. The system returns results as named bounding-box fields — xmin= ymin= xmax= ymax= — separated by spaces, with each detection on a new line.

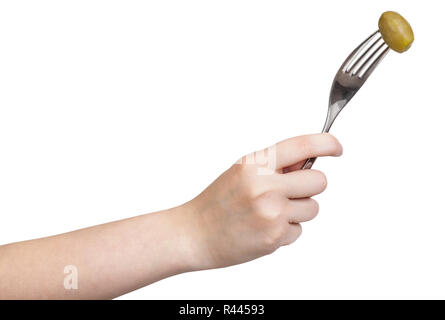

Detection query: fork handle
xmin=301 ymin=156 xmax=317 ymax=169
xmin=300 ymin=106 xmax=339 ymax=170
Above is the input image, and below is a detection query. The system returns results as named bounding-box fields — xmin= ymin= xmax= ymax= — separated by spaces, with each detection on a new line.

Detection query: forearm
xmin=0 ymin=204 xmax=200 ymax=299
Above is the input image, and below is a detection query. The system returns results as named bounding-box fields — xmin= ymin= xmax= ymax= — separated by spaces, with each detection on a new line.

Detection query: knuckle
xmin=233 ymin=164 xmax=262 ymax=198
xmin=253 ymin=192 xmax=285 ymax=222
xmin=254 ymin=208 xmax=280 ymax=224
xmin=262 ymin=228 xmax=284 ymax=253
xmin=235 ymin=160 xmax=255 ymax=178
xmin=244 ymin=183 xmax=261 ymax=200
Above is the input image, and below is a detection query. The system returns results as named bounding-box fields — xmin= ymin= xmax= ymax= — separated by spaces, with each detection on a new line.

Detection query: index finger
xmin=273 ymin=133 xmax=343 ymax=170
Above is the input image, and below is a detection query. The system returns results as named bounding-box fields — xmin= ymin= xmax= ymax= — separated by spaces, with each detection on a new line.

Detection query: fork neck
xmin=322 ymin=102 xmax=344 ymax=133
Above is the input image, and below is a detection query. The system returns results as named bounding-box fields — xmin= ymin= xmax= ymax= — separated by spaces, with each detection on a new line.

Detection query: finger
xmin=279 ymin=169 xmax=328 ymax=198
xmin=274 ymin=133 xmax=342 ymax=170
xmin=281 ymin=223 xmax=302 ymax=246
xmin=285 ymin=198 xmax=319 ymax=223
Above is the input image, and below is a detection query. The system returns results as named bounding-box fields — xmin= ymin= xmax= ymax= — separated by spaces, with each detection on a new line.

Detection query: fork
xmin=301 ymin=30 xmax=389 ymax=169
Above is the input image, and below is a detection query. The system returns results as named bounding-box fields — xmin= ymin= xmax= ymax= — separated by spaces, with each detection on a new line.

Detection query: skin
xmin=0 ymin=133 xmax=342 ymax=299
xmin=378 ymin=11 xmax=414 ymax=53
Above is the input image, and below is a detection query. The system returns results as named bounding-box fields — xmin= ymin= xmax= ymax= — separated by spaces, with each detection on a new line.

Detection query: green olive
xmin=378 ymin=11 xmax=414 ymax=53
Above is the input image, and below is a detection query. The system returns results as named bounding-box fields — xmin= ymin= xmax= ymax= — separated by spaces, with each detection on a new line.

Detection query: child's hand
xmin=0 ymin=132 xmax=342 ymax=299
xmin=0 ymin=133 xmax=342 ymax=298
xmin=184 ymin=133 xmax=342 ymax=270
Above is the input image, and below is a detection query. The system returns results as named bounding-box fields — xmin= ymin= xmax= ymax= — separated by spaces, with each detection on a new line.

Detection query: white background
xmin=0 ymin=0 xmax=444 ymax=299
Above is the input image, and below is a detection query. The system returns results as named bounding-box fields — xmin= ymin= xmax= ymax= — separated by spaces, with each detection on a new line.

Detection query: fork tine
xmin=359 ymin=46 xmax=390 ymax=79
xmin=353 ymin=42 xmax=386 ymax=76
xmin=341 ymin=30 xmax=380 ymax=72
xmin=347 ymin=36 xmax=383 ymax=73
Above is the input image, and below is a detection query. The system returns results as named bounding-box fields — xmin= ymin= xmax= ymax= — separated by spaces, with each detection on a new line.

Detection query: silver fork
xmin=302 ymin=30 xmax=389 ymax=169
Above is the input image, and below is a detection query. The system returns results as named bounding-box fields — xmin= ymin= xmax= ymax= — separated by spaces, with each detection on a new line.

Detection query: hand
xmin=184 ymin=133 xmax=343 ymax=270
xmin=0 ymin=132 xmax=342 ymax=299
